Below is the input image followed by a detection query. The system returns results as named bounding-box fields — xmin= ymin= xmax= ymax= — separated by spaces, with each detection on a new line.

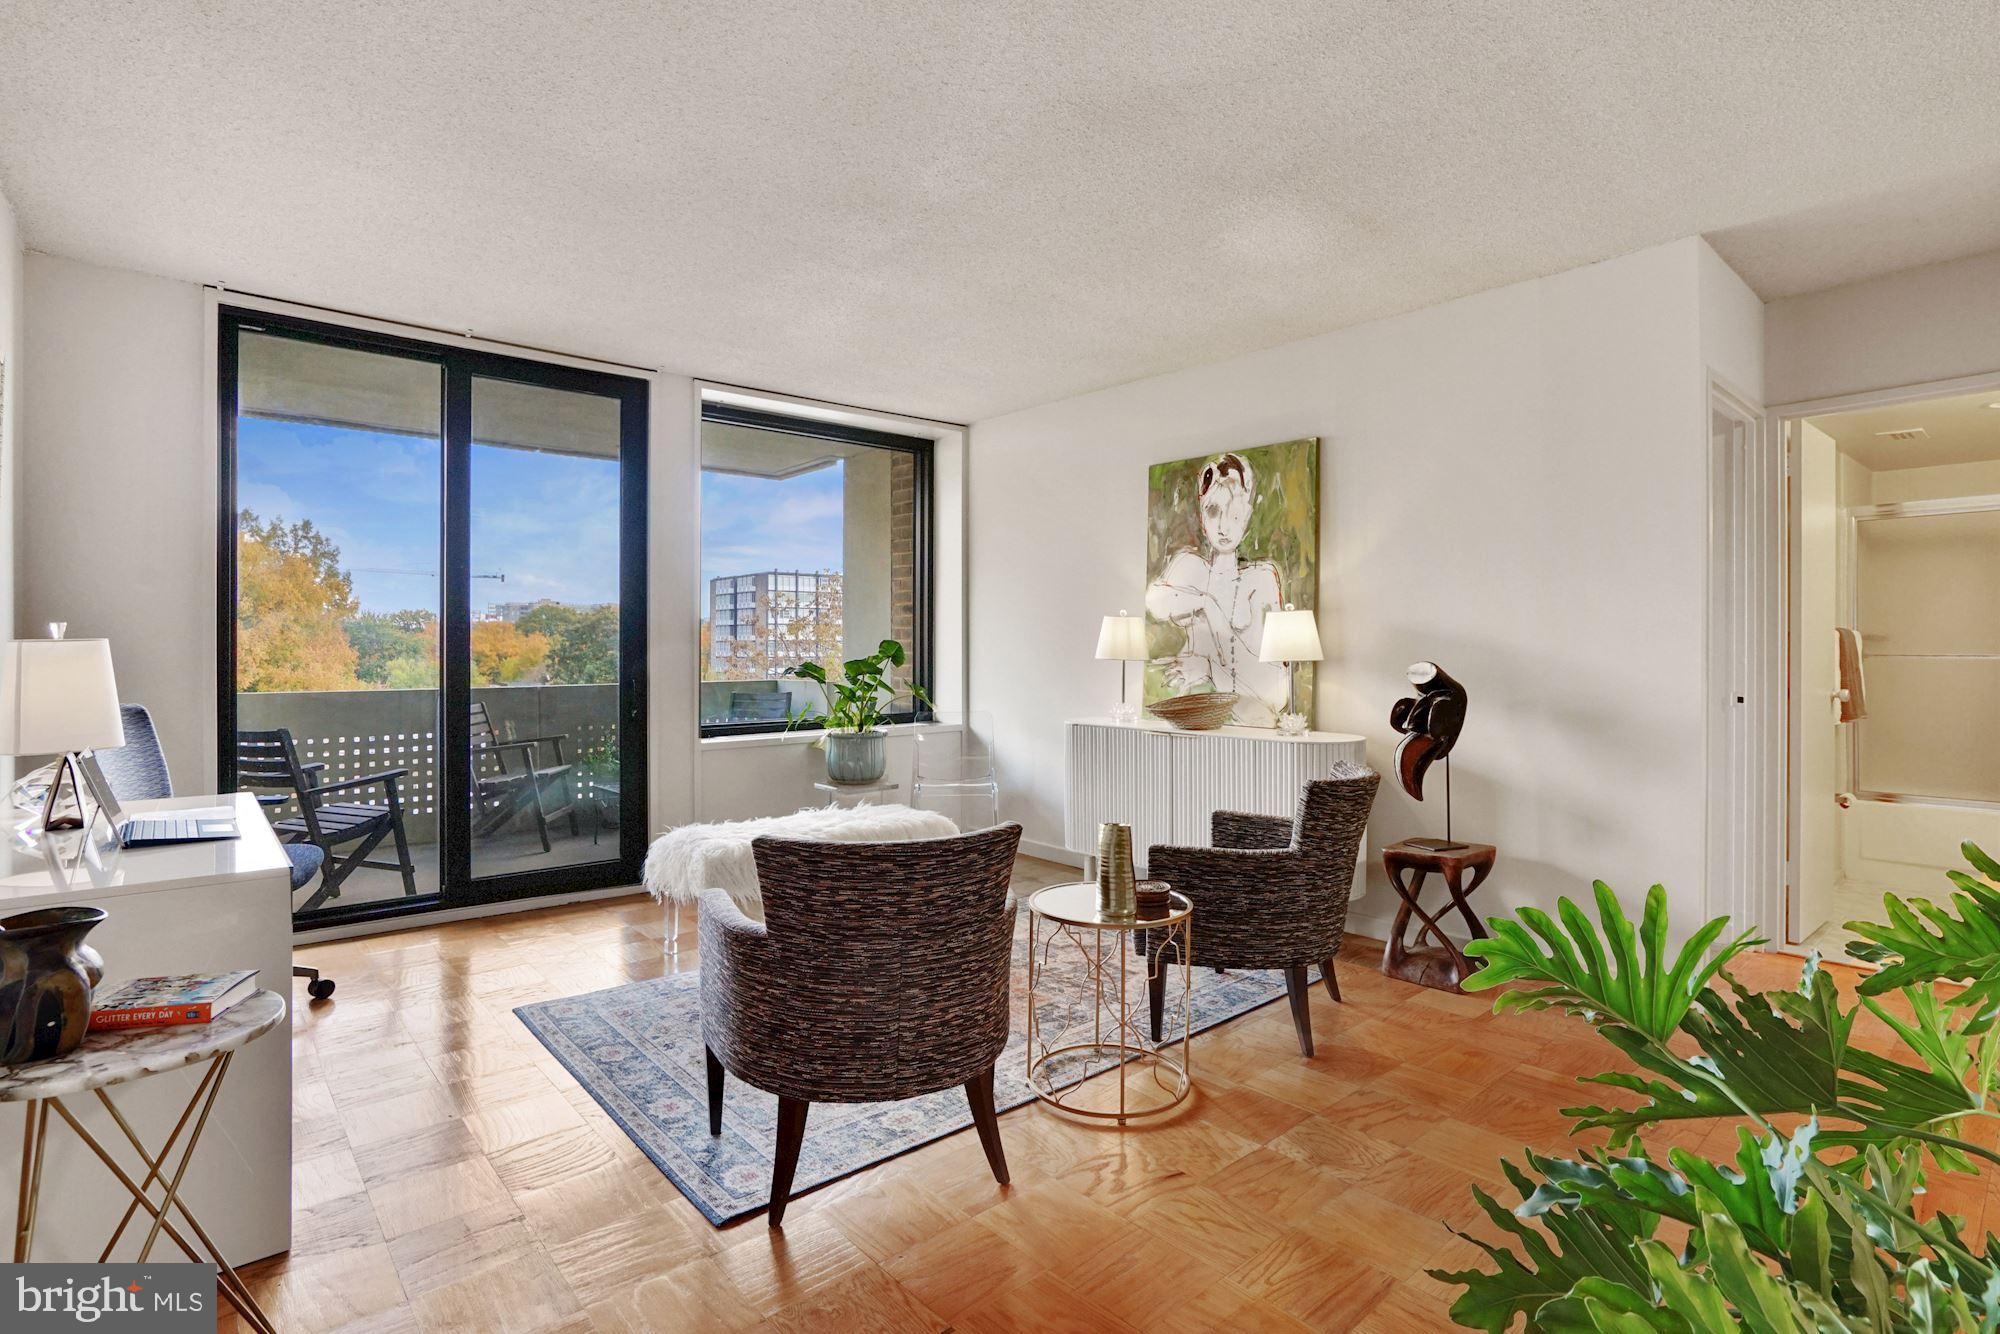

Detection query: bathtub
xmin=1838 ymin=793 xmax=2000 ymax=904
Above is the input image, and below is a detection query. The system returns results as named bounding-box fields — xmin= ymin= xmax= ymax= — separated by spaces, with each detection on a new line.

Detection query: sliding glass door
xmin=228 ymin=328 xmax=446 ymax=914
xmin=220 ymin=308 xmax=648 ymax=928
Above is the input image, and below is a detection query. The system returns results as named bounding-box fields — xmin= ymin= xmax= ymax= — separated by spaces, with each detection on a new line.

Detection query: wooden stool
xmin=1381 ymin=840 xmax=1497 ymax=992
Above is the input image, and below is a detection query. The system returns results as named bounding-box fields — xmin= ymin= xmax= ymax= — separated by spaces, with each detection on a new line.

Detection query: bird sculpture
xmin=1389 ymin=661 xmax=1468 ymax=850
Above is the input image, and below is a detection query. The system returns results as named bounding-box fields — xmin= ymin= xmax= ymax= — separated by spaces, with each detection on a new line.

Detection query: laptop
xmin=77 ymin=755 xmax=241 ymax=848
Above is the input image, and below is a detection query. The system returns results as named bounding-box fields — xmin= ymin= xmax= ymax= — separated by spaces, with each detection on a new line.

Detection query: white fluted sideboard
xmin=1064 ymin=717 xmax=1370 ymax=883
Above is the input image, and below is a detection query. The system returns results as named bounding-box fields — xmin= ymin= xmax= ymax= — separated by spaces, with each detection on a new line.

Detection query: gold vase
xmin=1096 ymin=822 xmax=1137 ymax=920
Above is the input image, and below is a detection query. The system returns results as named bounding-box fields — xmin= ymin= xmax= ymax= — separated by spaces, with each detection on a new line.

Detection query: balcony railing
xmin=236 ymin=683 xmax=619 ymax=847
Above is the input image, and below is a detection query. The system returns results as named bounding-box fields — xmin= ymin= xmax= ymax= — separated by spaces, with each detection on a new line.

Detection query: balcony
xmin=236 ymin=683 xmax=622 ymax=919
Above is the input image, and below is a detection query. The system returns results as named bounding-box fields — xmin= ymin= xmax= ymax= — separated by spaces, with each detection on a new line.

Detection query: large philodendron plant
xmin=1435 ymin=843 xmax=2000 ymax=1332
xmin=785 ymin=639 xmax=929 ymax=733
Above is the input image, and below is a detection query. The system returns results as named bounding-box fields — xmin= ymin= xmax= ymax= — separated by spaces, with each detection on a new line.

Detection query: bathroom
xmin=1794 ymin=389 xmax=2000 ymax=954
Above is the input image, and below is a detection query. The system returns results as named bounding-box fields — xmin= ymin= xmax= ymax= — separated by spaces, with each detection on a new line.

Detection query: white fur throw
xmin=643 ymin=804 xmax=961 ymax=911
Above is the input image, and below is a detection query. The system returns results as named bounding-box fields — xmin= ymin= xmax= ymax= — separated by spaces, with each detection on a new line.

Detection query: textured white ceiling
xmin=4 ymin=2 xmax=2000 ymax=421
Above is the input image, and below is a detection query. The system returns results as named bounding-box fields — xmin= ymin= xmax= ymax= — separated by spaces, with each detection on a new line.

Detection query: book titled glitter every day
xmin=88 ymin=970 xmax=259 ymax=1031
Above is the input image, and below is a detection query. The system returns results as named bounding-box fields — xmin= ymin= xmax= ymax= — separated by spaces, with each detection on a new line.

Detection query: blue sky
xmin=238 ymin=418 xmax=621 ymax=615
xmin=699 ymin=463 xmax=845 ymax=591
xmin=239 ymin=418 xmax=848 ymax=614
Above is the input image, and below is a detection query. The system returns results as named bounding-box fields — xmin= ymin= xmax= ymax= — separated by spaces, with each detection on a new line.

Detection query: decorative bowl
xmin=1147 ymin=693 xmax=1238 ymax=731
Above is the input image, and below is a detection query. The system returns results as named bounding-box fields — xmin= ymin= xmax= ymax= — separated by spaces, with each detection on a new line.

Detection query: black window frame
xmin=698 ymin=402 xmax=934 ymax=738
xmin=218 ymin=305 xmax=650 ymax=932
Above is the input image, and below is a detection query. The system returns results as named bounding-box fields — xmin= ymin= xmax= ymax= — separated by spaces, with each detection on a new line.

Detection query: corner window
xmin=699 ymin=404 xmax=931 ymax=734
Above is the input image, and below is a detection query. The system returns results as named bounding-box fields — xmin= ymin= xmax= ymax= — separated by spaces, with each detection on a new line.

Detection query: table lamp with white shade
xmin=0 ymin=625 xmax=126 ymax=832
xmin=1095 ymin=612 xmax=1148 ymax=724
xmin=1258 ymin=605 xmax=1322 ymax=736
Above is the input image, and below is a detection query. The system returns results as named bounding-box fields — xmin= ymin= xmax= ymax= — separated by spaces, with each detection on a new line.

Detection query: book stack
xmin=88 ymin=970 xmax=259 ymax=1032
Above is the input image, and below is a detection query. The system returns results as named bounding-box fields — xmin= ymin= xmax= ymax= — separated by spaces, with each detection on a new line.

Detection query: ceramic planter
xmin=0 ymin=905 xmax=107 ymax=1064
xmin=824 ymin=730 xmax=887 ymax=783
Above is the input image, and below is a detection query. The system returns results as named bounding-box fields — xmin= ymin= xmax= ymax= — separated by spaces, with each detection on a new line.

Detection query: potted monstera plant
xmin=1436 ymin=842 xmax=2000 ymax=1331
xmin=786 ymin=639 xmax=929 ymax=784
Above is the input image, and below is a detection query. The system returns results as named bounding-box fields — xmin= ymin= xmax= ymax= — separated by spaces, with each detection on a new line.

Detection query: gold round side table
xmin=1024 ymin=881 xmax=1193 ymax=1121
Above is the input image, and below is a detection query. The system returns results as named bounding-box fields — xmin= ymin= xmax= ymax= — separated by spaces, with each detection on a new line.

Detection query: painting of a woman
xmin=1144 ymin=440 xmax=1317 ymax=728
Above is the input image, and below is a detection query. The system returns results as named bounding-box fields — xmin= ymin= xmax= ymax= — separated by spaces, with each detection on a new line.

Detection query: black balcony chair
xmin=97 ymin=706 xmax=337 ymax=999
xmin=471 ymin=702 xmax=578 ymax=853
xmin=236 ymin=727 xmax=418 ymax=913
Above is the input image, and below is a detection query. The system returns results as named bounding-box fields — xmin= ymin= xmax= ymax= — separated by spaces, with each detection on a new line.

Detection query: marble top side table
xmin=2 ymin=989 xmax=286 ymax=1334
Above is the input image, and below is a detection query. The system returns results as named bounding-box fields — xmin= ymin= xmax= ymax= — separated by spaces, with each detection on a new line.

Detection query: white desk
xmin=0 ymin=792 xmax=293 ymax=1264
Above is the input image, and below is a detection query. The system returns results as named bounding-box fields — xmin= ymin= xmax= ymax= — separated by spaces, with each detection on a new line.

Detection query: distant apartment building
xmin=485 ymin=597 xmax=610 ymax=623
xmin=708 ymin=571 xmax=841 ymax=676
xmin=486 ymin=598 xmax=551 ymax=623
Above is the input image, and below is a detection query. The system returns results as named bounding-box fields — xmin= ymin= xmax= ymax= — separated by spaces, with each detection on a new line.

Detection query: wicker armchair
xmin=699 ymin=822 xmax=1023 ymax=1226
xmin=1145 ymin=766 xmax=1379 ymax=1057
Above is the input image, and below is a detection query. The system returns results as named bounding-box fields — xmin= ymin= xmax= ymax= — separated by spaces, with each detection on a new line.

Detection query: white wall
xmin=970 ymin=237 xmax=1759 ymax=939
xmin=0 ymin=189 xmax=20 ymax=788
xmin=1870 ymin=458 xmax=2000 ymax=505
xmin=1767 ymin=248 xmax=2000 ymax=408
xmin=1699 ymin=239 xmax=1766 ymax=405
xmin=22 ymin=255 xmax=209 ymax=780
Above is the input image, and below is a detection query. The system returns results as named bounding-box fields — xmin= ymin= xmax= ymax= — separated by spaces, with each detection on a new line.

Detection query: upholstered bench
xmin=642 ymin=803 xmax=959 ymax=953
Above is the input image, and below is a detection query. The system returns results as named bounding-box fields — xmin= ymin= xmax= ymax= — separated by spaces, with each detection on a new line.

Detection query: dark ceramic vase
xmin=0 ymin=906 xmax=107 ymax=1065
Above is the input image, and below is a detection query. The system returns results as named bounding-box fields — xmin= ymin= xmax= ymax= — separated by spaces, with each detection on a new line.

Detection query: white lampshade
xmin=1258 ymin=608 xmax=1324 ymax=663
xmin=0 ymin=637 xmax=125 ymax=755
xmin=1095 ymin=613 xmax=1148 ymax=661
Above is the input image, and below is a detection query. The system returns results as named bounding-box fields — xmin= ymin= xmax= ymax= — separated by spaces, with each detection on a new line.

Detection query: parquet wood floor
xmin=219 ymin=857 xmax=1940 ymax=1332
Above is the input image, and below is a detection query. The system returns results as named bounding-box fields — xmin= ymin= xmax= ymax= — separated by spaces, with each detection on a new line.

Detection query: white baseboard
xmin=1020 ymin=838 xmax=1085 ymax=867
xmin=294 ymin=882 xmax=645 ymax=945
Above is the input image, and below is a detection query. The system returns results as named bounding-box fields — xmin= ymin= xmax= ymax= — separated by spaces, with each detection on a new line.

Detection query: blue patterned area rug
xmin=515 ymin=920 xmax=1299 ymax=1226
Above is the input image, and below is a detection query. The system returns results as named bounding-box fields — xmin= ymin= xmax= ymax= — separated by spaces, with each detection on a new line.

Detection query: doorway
xmin=218 ymin=308 xmax=649 ymax=929
xmin=1786 ymin=385 xmax=2000 ymax=956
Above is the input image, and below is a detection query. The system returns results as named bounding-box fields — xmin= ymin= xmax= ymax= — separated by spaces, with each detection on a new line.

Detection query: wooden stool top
xmin=1382 ymin=841 xmax=1497 ymax=875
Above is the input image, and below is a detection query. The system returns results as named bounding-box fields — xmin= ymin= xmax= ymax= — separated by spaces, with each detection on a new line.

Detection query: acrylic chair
xmin=911 ymin=710 xmax=1000 ymax=829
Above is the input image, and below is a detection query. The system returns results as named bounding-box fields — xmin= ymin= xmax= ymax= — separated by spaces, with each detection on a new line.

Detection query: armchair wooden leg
xmin=705 ymin=1046 xmax=724 ymax=1137
xmin=1321 ymin=957 xmax=1342 ymax=1003
xmin=769 ymin=1097 xmax=810 ymax=1228
xmin=963 ymin=1067 xmax=1009 ymax=1186
xmin=1283 ymin=965 xmax=1315 ymax=1057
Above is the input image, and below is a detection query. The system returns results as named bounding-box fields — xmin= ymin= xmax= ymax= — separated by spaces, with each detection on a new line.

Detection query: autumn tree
xmin=710 ymin=576 xmax=845 ymax=682
xmin=346 ymin=609 xmax=438 ymax=687
xmin=237 ymin=511 xmax=361 ymax=691
xmin=470 ymin=620 xmax=550 ymax=684
xmin=517 ymin=602 xmax=618 ymax=684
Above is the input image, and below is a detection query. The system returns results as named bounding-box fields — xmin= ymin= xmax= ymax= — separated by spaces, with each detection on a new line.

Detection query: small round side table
xmin=1381 ymin=841 xmax=1497 ymax=992
xmin=1025 ymin=882 xmax=1193 ymax=1122
xmin=1 ymin=990 xmax=287 ymax=1334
